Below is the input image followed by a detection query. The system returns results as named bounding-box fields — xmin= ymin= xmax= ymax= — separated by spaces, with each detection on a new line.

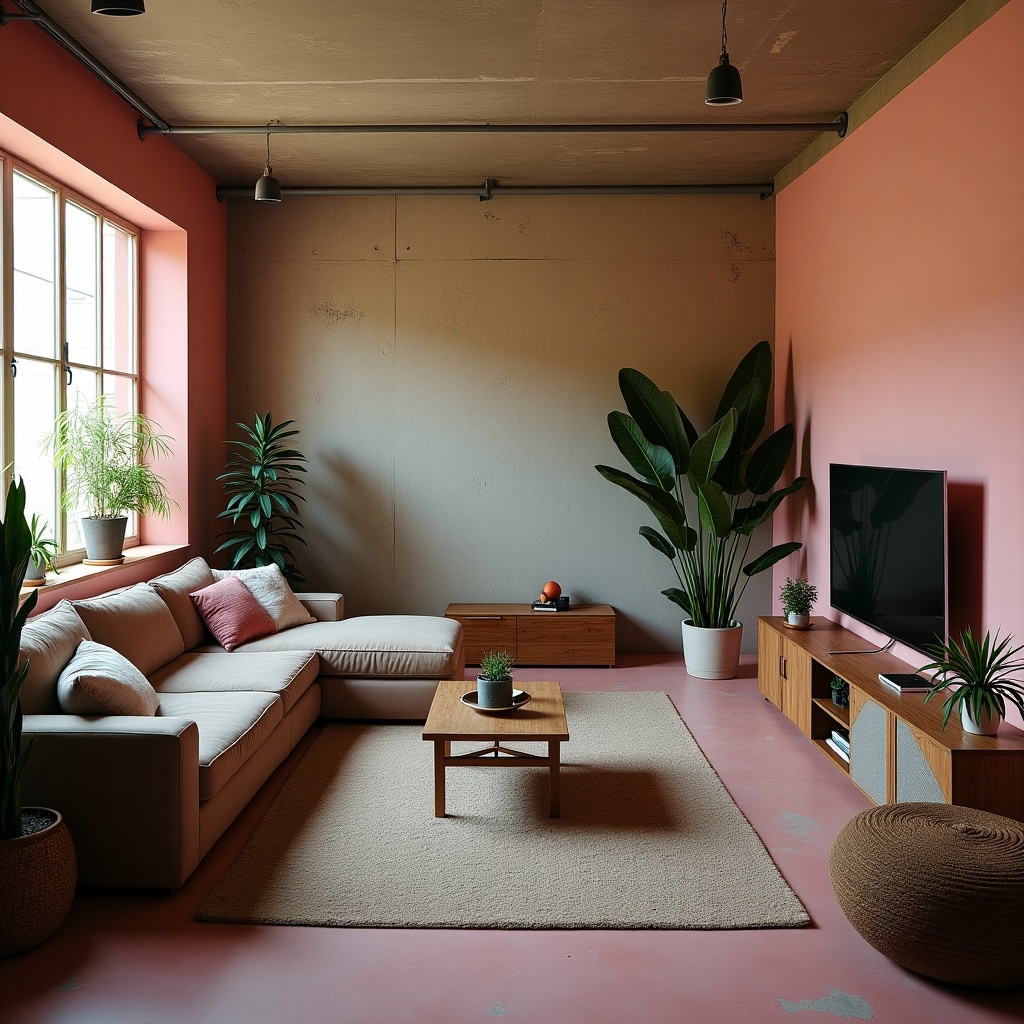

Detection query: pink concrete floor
xmin=3 ymin=655 xmax=1022 ymax=1023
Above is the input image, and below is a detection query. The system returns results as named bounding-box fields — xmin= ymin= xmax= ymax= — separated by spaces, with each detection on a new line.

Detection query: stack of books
xmin=878 ymin=673 xmax=931 ymax=692
xmin=532 ymin=596 xmax=570 ymax=612
xmin=825 ymin=727 xmax=850 ymax=763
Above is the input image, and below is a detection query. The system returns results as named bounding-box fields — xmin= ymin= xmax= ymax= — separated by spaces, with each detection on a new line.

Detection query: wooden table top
xmin=422 ymin=680 xmax=569 ymax=742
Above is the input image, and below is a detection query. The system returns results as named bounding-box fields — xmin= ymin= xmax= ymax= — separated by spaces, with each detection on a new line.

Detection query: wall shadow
xmin=946 ymin=480 xmax=985 ymax=637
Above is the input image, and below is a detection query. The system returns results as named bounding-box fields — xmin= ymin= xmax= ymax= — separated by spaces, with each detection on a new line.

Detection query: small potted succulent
xmin=830 ymin=675 xmax=849 ymax=708
xmin=920 ymin=627 xmax=1024 ymax=736
xmin=477 ymin=650 xmax=514 ymax=709
xmin=780 ymin=577 xmax=818 ymax=627
xmin=24 ymin=515 xmax=60 ymax=587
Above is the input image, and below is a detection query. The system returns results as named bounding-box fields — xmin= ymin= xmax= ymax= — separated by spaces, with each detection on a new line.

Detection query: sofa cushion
xmin=73 ymin=583 xmax=186 ymax=677
xmin=212 ymin=565 xmax=315 ymax=631
xmin=234 ymin=615 xmax=462 ymax=678
xmin=57 ymin=639 xmax=161 ymax=717
xmin=18 ymin=600 xmax=93 ymax=715
xmin=157 ymin=690 xmax=283 ymax=800
xmin=149 ymin=651 xmax=319 ymax=715
xmin=191 ymin=576 xmax=276 ymax=652
xmin=149 ymin=556 xmax=216 ymax=649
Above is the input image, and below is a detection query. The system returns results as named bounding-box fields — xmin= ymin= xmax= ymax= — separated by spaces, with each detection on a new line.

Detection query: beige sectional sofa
xmin=18 ymin=557 xmax=463 ymax=890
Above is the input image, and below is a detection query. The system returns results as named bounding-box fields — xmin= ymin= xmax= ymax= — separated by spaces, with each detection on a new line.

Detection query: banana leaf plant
xmin=595 ymin=340 xmax=807 ymax=629
xmin=215 ymin=413 xmax=308 ymax=584
xmin=1 ymin=478 xmax=39 ymax=839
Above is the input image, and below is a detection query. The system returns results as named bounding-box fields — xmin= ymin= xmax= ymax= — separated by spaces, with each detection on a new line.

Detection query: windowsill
xmin=20 ymin=544 xmax=188 ymax=599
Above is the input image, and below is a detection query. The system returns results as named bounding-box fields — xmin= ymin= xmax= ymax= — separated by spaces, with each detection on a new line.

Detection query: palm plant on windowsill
xmin=24 ymin=515 xmax=60 ymax=587
xmin=595 ymin=340 xmax=807 ymax=679
xmin=48 ymin=396 xmax=174 ymax=563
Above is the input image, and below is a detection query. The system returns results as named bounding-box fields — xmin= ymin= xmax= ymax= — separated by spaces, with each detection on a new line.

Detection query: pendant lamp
xmin=705 ymin=0 xmax=743 ymax=105
xmin=255 ymin=129 xmax=282 ymax=203
xmin=92 ymin=1 xmax=145 ymax=14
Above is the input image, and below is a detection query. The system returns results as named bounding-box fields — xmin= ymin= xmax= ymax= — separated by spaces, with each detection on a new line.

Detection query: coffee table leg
xmin=434 ymin=740 xmax=447 ymax=817
xmin=549 ymin=740 xmax=560 ymax=818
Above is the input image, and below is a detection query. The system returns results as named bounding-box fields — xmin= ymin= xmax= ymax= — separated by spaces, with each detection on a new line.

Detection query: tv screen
xmin=829 ymin=464 xmax=947 ymax=655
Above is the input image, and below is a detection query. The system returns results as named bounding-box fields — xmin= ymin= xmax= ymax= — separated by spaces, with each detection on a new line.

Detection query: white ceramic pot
xmin=960 ymin=701 xmax=1000 ymax=736
xmin=786 ymin=611 xmax=810 ymax=627
xmin=681 ymin=620 xmax=743 ymax=680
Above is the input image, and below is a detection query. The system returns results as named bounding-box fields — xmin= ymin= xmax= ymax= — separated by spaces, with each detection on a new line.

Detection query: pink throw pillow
xmin=190 ymin=575 xmax=275 ymax=652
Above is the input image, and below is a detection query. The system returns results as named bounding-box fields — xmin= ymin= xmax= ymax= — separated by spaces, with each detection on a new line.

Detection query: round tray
xmin=460 ymin=689 xmax=532 ymax=713
xmin=781 ymin=620 xmax=813 ymax=630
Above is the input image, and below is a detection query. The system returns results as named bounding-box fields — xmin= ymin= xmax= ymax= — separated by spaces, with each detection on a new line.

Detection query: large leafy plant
xmin=595 ymin=340 xmax=807 ymax=629
xmin=1 ymin=479 xmax=39 ymax=840
xmin=49 ymin=396 xmax=173 ymax=520
xmin=216 ymin=413 xmax=308 ymax=584
xmin=921 ymin=628 xmax=1024 ymax=730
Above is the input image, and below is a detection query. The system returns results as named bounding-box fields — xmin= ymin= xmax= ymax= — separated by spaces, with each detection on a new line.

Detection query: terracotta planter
xmin=681 ymin=620 xmax=743 ymax=679
xmin=0 ymin=808 xmax=77 ymax=956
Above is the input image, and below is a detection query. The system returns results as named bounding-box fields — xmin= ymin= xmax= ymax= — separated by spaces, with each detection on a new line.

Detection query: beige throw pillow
xmin=18 ymin=600 xmax=93 ymax=715
xmin=149 ymin=556 xmax=216 ymax=649
xmin=211 ymin=565 xmax=315 ymax=632
xmin=57 ymin=639 xmax=160 ymax=717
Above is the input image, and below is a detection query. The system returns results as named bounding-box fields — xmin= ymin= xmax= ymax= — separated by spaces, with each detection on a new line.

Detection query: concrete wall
xmin=227 ymin=194 xmax=775 ymax=652
xmin=775 ymin=0 xmax=1024 ymax=726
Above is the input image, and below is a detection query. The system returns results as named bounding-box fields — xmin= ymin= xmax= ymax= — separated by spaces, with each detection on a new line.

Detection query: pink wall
xmin=775 ymin=0 xmax=1024 ymax=729
xmin=1 ymin=18 xmax=227 ymax=607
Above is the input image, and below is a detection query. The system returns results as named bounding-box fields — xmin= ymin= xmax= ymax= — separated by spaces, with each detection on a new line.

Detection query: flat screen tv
xmin=829 ymin=464 xmax=947 ymax=656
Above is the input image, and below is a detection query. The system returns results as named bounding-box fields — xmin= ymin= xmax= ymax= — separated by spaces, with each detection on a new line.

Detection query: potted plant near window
xmin=596 ymin=341 xmax=807 ymax=679
xmin=0 ymin=478 xmax=77 ymax=955
xmin=920 ymin=627 xmax=1024 ymax=736
xmin=779 ymin=577 xmax=817 ymax=627
xmin=24 ymin=515 xmax=60 ymax=588
xmin=476 ymin=650 xmax=515 ymax=710
xmin=48 ymin=396 xmax=173 ymax=563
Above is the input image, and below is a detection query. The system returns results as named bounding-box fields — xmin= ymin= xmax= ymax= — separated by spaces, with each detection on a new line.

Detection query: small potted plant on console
xmin=920 ymin=627 xmax=1024 ymax=736
xmin=477 ymin=650 xmax=515 ymax=710
xmin=830 ymin=675 xmax=850 ymax=708
xmin=780 ymin=577 xmax=818 ymax=627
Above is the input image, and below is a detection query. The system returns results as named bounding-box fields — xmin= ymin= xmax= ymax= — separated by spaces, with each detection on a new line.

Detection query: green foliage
xmin=920 ymin=627 xmax=1024 ymax=731
xmin=779 ymin=577 xmax=817 ymax=615
xmin=27 ymin=515 xmax=60 ymax=576
xmin=48 ymin=396 xmax=173 ymax=520
xmin=1 ymin=479 xmax=39 ymax=840
xmin=215 ymin=413 xmax=308 ymax=584
xmin=478 ymin=650 xmax=514 ymax=681
xmin=595 ymin=341 xmax=807 ymax=629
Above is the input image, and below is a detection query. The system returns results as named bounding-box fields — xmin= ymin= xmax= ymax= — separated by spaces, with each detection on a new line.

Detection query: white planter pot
xmin=786 ymin=611 xmax=810 ymax=626
xmin=961 ymin=701 xmax=1000 ymax=736
xmin=681 ymin=620 xmax=743 ymax=680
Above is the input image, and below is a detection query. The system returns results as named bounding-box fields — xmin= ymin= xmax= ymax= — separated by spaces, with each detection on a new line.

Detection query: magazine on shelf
xmin=825 ymin=737 xmax=850 ymax=763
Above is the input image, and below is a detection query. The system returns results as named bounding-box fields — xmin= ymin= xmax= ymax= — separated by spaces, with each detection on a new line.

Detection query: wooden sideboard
xmin=758 ymin=616 xmax=1024 ymax=822
xmin=445 ymin=603 xmax=615 ymax=667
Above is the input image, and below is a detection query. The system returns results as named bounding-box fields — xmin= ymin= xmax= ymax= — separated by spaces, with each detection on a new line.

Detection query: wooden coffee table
xmin=422 ymin=679 xmax=569 ymax=818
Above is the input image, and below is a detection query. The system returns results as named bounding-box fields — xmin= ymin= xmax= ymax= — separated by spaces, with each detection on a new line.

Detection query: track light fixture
xmin=705 ymin=0 xmax=743 ymax=105
xmin=254 ymin=126 xmax=282 ymax=203
xmin=91 ymin=1 xmax=145 ymax=14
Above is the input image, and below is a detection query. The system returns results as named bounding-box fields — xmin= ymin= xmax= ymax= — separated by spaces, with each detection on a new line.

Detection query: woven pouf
xmin=830 ymin=803 xmax=1024 ymax=988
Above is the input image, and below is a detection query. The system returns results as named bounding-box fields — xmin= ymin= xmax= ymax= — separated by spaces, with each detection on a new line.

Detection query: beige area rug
xmin=196 ymin=692 xmax=809 ymax=929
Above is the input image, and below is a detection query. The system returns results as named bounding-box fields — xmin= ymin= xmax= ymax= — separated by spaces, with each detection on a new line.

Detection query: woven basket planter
xmin=0 ymin=808 xmax=77 ymax=957
xmin=830 ymin=802 xmax=1024 ymax=988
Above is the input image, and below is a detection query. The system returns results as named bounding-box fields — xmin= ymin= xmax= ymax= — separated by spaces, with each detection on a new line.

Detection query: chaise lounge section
xmin=18 ymin=557 xmax=463 ymax=889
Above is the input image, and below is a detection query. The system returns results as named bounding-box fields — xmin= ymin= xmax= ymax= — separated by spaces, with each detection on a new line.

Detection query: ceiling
xmin=24 ymin=0 xmax=968 ymax=189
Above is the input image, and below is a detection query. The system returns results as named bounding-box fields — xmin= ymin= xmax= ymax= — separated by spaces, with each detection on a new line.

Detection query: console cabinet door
xmin=757 ymin=620 xmax=784 ymax=711
xmin=779 ymin=640 xmax=812 ymax=736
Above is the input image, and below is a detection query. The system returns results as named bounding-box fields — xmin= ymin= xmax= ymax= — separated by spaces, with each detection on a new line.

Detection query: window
xmin=1 ymin=152 xmax=140 ymax=562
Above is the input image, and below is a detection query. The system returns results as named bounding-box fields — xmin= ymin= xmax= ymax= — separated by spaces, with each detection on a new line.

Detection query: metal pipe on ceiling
xmin=3 ymin=0 xmax=170 ymax=131
xmin=145 ymin=117 xmax=847 ymax=138
xmin=215 ymin=181 xmax=776 ymax=201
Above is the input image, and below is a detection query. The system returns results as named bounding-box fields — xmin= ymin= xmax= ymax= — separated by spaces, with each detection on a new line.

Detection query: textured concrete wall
xmin=227 ymin=195 xmax=775 ymax=653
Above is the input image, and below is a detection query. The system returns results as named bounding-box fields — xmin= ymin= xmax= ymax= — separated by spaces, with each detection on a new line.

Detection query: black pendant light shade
xmin=705 ymin=54 xmax=743 ymax=105
xmin=255 ymin=165 xmax=282 ymax=203
xmin=705 ymin=0 xmax=743 ymax=105
xmin=91 ymin=0 xmax=146 ymax=14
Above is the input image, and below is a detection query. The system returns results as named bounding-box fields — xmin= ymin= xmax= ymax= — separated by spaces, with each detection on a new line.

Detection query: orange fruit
xmin=542 ymin=581 xmax=561 ymax=600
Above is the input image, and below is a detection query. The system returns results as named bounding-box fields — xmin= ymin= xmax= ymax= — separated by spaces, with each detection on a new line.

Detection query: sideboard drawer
xmin=448 ymin=613 xmax=516 ymax=665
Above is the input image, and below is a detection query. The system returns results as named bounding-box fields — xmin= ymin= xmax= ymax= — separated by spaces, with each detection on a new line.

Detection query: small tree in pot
xmin=779 ymin=577 xmax=817 ymax=626
xmin=48 ymin=396 xmax=174 ymax=561
xmin=0 ymin=478 xmax=77 ymax=955
xmin=477 ymin=650 xmax=514 ymax=710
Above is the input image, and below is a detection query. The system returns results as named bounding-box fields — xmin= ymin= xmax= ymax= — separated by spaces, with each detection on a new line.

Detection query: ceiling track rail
xmin=144 ymin=116 xmax=848 ymax=139
xmin=216 ymin=181 xmax=777 ymax=201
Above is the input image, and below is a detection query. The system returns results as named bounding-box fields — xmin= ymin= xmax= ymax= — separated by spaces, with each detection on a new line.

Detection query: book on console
xmin=825 ymin=737 xmax=850 ymax=763
xmin=878 ymin=673 xmax=931 ymax=692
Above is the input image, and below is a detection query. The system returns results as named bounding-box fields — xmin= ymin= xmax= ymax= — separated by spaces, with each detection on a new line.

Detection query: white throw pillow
xmin=57 ymin=639 xmax=160 ymax=717
xmin=211 ymin=564 xmax=315 ymax=632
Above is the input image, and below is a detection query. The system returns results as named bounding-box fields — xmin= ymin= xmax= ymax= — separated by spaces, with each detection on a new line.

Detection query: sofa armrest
xmin=296 ymin=592 xmax=344 ymax=622
xmin=21 ymin=715 xmax=201 ymax=890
